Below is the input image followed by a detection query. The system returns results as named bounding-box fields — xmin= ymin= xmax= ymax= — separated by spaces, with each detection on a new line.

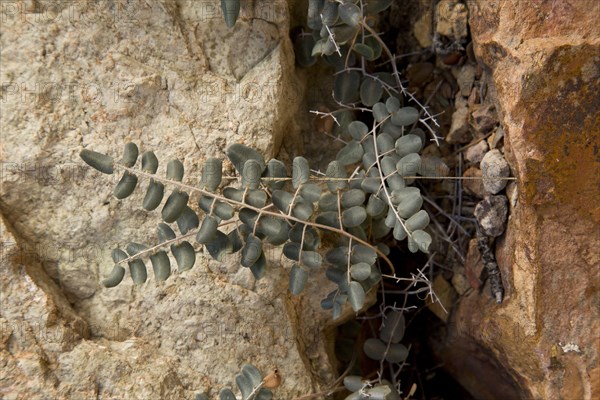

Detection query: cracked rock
xmin=474 ymin=195 xmax=509 ymax=237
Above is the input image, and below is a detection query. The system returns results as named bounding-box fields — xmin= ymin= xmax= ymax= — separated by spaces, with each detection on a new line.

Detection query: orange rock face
xmin=439 ymin=1 xmax=600 ymax=399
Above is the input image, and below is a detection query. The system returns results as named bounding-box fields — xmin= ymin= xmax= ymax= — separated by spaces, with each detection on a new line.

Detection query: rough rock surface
xmin=437 ymin=0 xmax=600 ymax=399
xmin=0 ymin=1 xmax=334 ymax=398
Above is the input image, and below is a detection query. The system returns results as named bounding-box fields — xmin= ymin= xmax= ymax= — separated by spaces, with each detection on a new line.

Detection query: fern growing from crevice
xmin=78 ymin=1 xmax=456 ymax=397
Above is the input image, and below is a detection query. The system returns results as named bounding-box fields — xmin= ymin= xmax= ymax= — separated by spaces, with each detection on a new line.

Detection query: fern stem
xmin=114 ymin=164 xmax=396 ymax=274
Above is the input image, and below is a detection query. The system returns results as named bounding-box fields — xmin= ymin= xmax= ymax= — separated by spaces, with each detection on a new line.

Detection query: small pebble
xmin=474 ymin=195 xmax=509 ymax=237
xmin=447 ymin=96 xmax=472 ymax=144
xmin=481 ymin=149 xmax=510 ymax=194
xmin=463 ymin=167 xmax=486 ymax=198
xmin=464 ymin=139 xmax=489 ymax=165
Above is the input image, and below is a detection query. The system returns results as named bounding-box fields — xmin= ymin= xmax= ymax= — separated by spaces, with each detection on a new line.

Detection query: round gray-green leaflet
xmin=363 ymin=338 xmax=387 ymax=360
xmin=239 ymin=208 xmax=258 ymax=228
xmin=397 ymin=192 xmax=423 ymax=219
xmin=200 ymin=158 xmax=222 ymax=192
xmin=143 ymin=180 xmax=164 ymax=211
xmin=348 ymin=281 xmax=366 ymax=311
xmin=114 ymin=172 xmax=137 ymax=199
xmin=166 ymin=159 xmax=184 ymax=181
xmin=196 ymin=215 xmax=218 ymax=244
xmin=348 ymin=120 xmax=369 ymax=140
xmin=126 ymin=242 xmax=147 ymax=256
xmin=141 ymin=151 xmax=158 ymax=173
xmin=366 ymin=194 xmax=387 ymax=218
xmin=342 ymin=206 xmax=367 ymax=228
xmin=157 ymin=223 xmax=176 ymax=242
xmin=161 ymin=191 xmax=189 ymax=223
xmin=364 ymin=36 xmax=383 ymax=60
xmin=405 ymin=209 xmax=430 ymax=232
xmin=338 ymin=1 xmax=361 ymax=26
xmin=120 ymin=142 xmax=138 ymax=167
xmin=272 ymin=190 xmax=293 ymax=213
xmin=289 ymin=264 xmax=308 ymax=295
xmin=349 ymin=170 xmax=366 ymax=190
xmin=360 ymin=77 xmax=383 ymax=106
xmin=292 ymin=156 xmax=310 ymax=189
xmin=112 ymin=248 xmax=128 ymax=263
xmin=250 ymin=252 xmax=267 ymax=280
xmin=361 ymin=176 xmax=381 ymax=193
xmin=390 ymin=186 xmax=420 ymax=204
xmin=226 ymin=143 xmax=266 ymax=174
xmin=283 ymin=242 xmax=301 ymax=261
xmin=385 ymin=96 xmax=401 ymax=113
xmin=330 ymin=24 xmax=357 ymax=44
xmin=80 ymin=149 xmax=114 ymax=174
xmin=315 ymin=211 xmax=341 ymax=228
xmin=177 ymin=206 xmax=199 ymax=235
xmin=391 ymin=107 xmax=420 ymax=126
xmin=301 ymin=251 xmax=322 ymax=269
xmin=325 ymin=160 xmax=348 ymax=192
xmin=380 ymin=310 xmax=405 ymax=344
xmin=300 ymin=183 xmax=321 ymax=203
xmin=171 ymin=241 xmax=195 ymax=271
xmin=343 ymin=375 xmax=366 ymax=392
xmin=336 ymin=140 xmax=364 ymax=166
xmin=393 ymin=220 xmax=408 ymax=241
xmin=325 ymin=246 xmax=349 ymax=266
xmin=351 ymin=245 xmax=377 ymax=265
xmin=409 ymin=229 xmax=432 ymax=253
xmin=326 ymin=267 xmax=345 ymax=284
xmin=221 ymin=0 xmax=240 ymax=28
xmin=128 ymin=259 xmax=147 ymax=285
xmin=341 ymin=189 xmax=366 ymax=208
xmin=307 ymin=0 xmax=322 ymax=29
xmin=376 ymin=132 xmax=395 ymax=153
xmin=241 ymin=364 xmax=262 ymax=387
xmin=351 ymin=263 xmax=371 ymax=281
xmin=102 ymin=265 xmax=126 ymax=288
xmin=353 ymin=43 xmax=375 ymax=60
xmin=366 ymin=0 xmax=393 ymax=14
xmin=397 ymin=153 xmax=422 ymax=177
xmin=236 ymin=373 xmax=252 ymax=399
xmin=213 ymin=201 xmax=234 ymax=221
xmin=292 ymin=197 xmax=314 ymax=221
xmin=395 ymin=134 xmax=423 ymax=158
xmin=334 ymin=71 xmax=361 ymax=104
xmin=386 ymin=343 xmax=409 ymax=363
xmin=372 ymin=102 xmax=389 ymax=122
xmin=311 ymin=38 xmax=337 ymax=57
xmin=219 ymin=388 xmax=236 ymax=400
xmin=150 ymin=251 xmax=171 ymax=281
xmin=205 ymin=230 xmax=232 ymax=261
xmin=241 ymin=234 xmax=262 ymax=268
xmin=242 ymin=159 xmax=262 ymax=189
xmin=318 ymin=192 xmax=338 ymax=211
xmin=382 ymin=155 xmax=401 ymax=176
xmin=264 ymin=159 xmax=287 ymax=190
xmin=321 ymin=0 xmax=338 ymax=25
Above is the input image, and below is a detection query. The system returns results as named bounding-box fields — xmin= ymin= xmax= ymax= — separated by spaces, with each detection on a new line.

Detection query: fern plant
xmin=79 ymin=0 xmax=451 ymax=397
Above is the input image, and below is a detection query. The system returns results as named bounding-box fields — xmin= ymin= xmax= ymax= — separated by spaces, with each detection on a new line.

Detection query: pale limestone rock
xmin=0 ymin=1 xmax=330 ymax=398
xmin=447 ymin=95 xmax=472 ymax=143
